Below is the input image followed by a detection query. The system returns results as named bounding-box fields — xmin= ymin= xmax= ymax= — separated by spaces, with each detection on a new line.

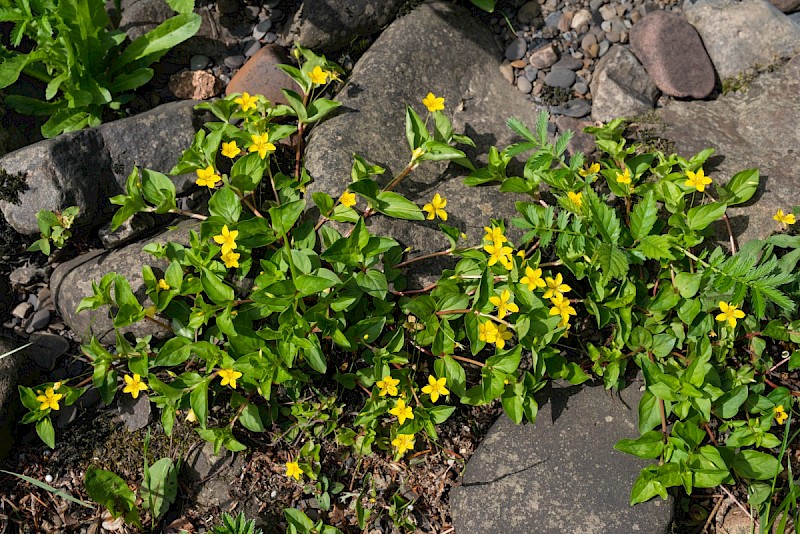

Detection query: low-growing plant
xmin=0 ymin=0 xmax=200 ymax=137
xmin=18 ymin=43 xmax=800 ymax=531
xmin=27 ymin=205 xmax=79 ymax=254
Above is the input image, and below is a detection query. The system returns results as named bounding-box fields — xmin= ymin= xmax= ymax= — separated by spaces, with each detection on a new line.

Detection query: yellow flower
xmin=389 ymin=399 xmax=414 ymax=425
xmin=478 ymin=320 xmax=498 ymax=344
xmin=221 ymin=140 xmax=241 ymax=159
xmin=234 ymin=92 xmax=258 ymax=112
xmin=285 ymin=461 xmax=302 ymax=480
xmin=422 ymin=193 xmax=448 ymax=221
xmin=195 ymin=165 xmax=221 ymax=188
xmin=685 ymin=168 xmax=712 ymax=192
xmin=308 ymin=66 xmax=329 ymax=85
xmin=494 ymin=324 xmax=513 ymax=349
xmin=484 ymin=242 xmax=514 ymax=269
xmin=616 ymin=167 xmax=631 ymax=184
xmin=773 ymin=209 xmax=796 ymax=227
xmin=716 ymin=301 xmax=745 ymax=328
xmin=567 ymin=191 xmax=583 ymax=208
xmin=520 ymin=265 xmax=546 ymax=291
xmin=218 ymin=367 xmax=243 ymax=389
xmin=221 ymin=250 xmax=240 ymax=269
xmin=483 ymin=226 xmax=508 ymax=245
xmin=36 ymin=387 xmax=63 ymax=411
xmin=185 ymin=409 xmax=198 ymax=423
xmin=411 ymin=147 xmax=426 ymax=160
xmin=543 ymin=273 xmax=571 ymax=300
xmin=392 ymin=433 xmax=416 ymax=456
xmin=376 ymin=374 xmax=400 ymax=397
xmin=579 ymin=162 xmax=600 ymax=177
xmin=421 ymin=375 xmax=449 ymax=403
xmin=213 ymin=225 xmax=239 ymax=255
xmin=774 ymin=405 xmax=789 ymax=425
xmin=422 ymin=92 xmax=445 ymax=112
xmin=158 ymin=279 xmax=170 ymax=291
xmin=339 ymin=190 xmax=356 ymax=208
xmin=248 ymin=133 xmax=276 ymax=159
xmin=122 ymin=374 xmax=148 ymax=399
xmin=489 ymin=289 xmax=519 ymax=319
xmin=549 ymin=293 xmax=577 ymax=328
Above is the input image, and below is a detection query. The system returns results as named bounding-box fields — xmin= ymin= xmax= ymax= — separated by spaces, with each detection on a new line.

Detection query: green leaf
xmin=434 ymin=356 xmax=466 ymax=397
xmin=675 ymin=272 xmax=702 ymax=298
xmin=141 ymin=169 xmax=177 ymax=213
xmin=269 ymin=199 xmax=306 ymax=236
xmin=614 ymin=431 xmax=664 ymax=459
xmin=36 ymin=417 xmax=55 ymax=449
xmin=374 ymin=191 xmax=424 ymax=220
xmin=712 ymin=385 xmax=748 ymax=419
xmin=84 ymin=466 xmax=139 ymax=523
xmin=0 ymin=53 xmax=29 ymax=89
xmin=114 ymin=13 xmax=201 ymax=71
xmin=282 ymin=89 xmax=308 ymax=122
xmin=190 ymin=379 xmax=209 ymax=429
xmin=306 ymin=98 xmax=341 ymax=123
xmin=108 ymin=67 xmax=154 ymax=93
xmin=164 ymin=0 xmax=194 ymax=13
xmin=405 ymin=105 xmax=429 ymax=151
xmin=486 ymin=345 xmax=521 ymax=374
xmin=630 ymin=191 xmax=658 ymax=240
xmin=720 ymin=168 xmax=758 ymax=206
xmin=469 ymin=0 xmax=495 ymax=12
xmin=141 ymin=458 xmax=177 ymax=519
xmin=0 ymin=470 xmax=94 ymax=508
xmin=636 ymin=235 xmax=676 ymax=261
xmin=586 ymin=190 xmax=621 ymax=244
xmin=41 ymin=109 xmax=92 ymax=138
xmin=208 ymin=186 xmax=242 ymax=223
xmin=419 ymin=141 xmax=466 ymax=162
xmin=731 ymin=450 xmax=782 ymax=480
xmin=687 ymin=202 xmax=727 ymax=231
xmin=200 ymin=269 xmax=233 ymax=305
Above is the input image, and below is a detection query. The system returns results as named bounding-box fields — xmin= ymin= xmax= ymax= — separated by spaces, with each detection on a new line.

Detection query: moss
xmin=625 ymin=112 xmax=676 ymax=155
xmin=539 ymin=86 xmax=572 ymax=106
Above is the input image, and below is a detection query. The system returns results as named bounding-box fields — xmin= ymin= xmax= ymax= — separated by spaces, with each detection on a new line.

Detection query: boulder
xmin=684 ymin=0 xmax=800 ymax=81
xmin=590 ymin=45 xmax=660 ymax=122
xmin=629 ymin=10 xmax=716 ymax=98
xmin=225 ymin=45 xmax=296 ymax=105
xmin=304 ymin=1 xmax=544 ymax=286
xmin=450 ymin=380 xmax=674 ymax=533
xmin=655 ymin=54 xmax=800 ymax=245
xmin=767 ymin=0 xmax=800 ymax=11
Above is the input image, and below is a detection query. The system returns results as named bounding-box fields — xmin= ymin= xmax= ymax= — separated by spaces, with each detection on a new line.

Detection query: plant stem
xmin=394 ymin=249 xmax=452 ymax=269
xmin=450 ymin=354 xmax=485 ymax=368
xmin=169 ymin=208 xmax=207 ymax=220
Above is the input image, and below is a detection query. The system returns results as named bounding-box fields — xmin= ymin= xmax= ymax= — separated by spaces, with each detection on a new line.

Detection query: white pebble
xmin=45 ymin=474 xmax=53 ymax=483
xmin=270 ymin=490 xmax=277 ymax=498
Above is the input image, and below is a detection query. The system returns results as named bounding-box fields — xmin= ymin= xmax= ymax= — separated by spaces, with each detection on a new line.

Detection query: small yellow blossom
xmin=543 ymin=273 xmax=571 ymax=300
xmin=309 ymin=65 xmax=329 ymax=85
xmin=489 ymin=289 xmax=519 ymax=319
xmin=158 ymin=279 xmax=170 ymax=290
xmin=483 ymin=226 xmax=508 ymax=245
xmin=392 ymin=433 xmax=416 ymax=456
xmin=716 ymin=301 xmax=745 ymax=328
xmin=122 ymin=374 xmax=148 ymax=399
xmin=579 ymin=162 xmax=600 ymax=177
xmin=422 ymin=193 xmax=448 ymax=221
xmin=685 ymin=168 xmax=712 ymax=192
xmin=36 ymin=387 xmax=63 ymax=411
xmin=376 ymin=374 xmax=400 ymax=397
xmin=774 ymin=405 xmax=789 ymax=425
xmin=248 ymin=133 xmax=276 ymax=159
xmin=389 ymin=399 xmax=414 ymax=425
xmin=285 ymin=461 xmax=302 ymax=480
xmin=221 ymin=140 xmax=241 ymax=159
xmin=53 ymin=382 xmax=61 ymax=391
xmin=339 ymin=190 xmax=357 ymax=208
xmin=221 ymin=250 xmax=240 ymax=269
xmin=478 ymin=320 xmax=498 ymax=344
xmin=494 ymin=324 xmax=513 ymax=349
xmin=218 ymin=368 xmax=243 ymax=389
xmin=484 ymin=242 xmax=514 ymax=270
xmin=422 ymin=92 xmax=445 ymax=112
xmin=234 ymin=92 xmax=258 ymax=112
xmin=520 ymin=265 xmax=546 ymax=291
xmin=567 ymin=191 xmax=583 ymax=208
xmin=616 ymin=167 xmax=632 ymax=185
xmin=411 ymin=147 xmax=426 ymax=161
xmin=185 ymin=409 xmax=197 ymax=423
xmin=195 ymin=165 xmax=221 ymax=188
xmin=549 ymin=294 xmax=577 ymax=328
xmin=773 ymin=209 xmax=796 ymax=227
xmin=213 ymin=225 xmax=239 ymax=255
xmin=421 ymin=375 xmax=449 ymax=403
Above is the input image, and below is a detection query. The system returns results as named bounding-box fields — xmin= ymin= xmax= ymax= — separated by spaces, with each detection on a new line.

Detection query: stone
xmin=629 ymin=10 xmax=715 ymax=98
xmin=51 ymin=219 xmax=198 ymax=343
xmin=550 ymin=98 xmax=592 ymax=118
xmin=552 ymin=56 xmax=583 ymax=71
xmin=252 ymin=18 xmax=272 ymax=39
xmin=517 ymin=2 xmax=541 ymax=24
xmin=450 ymin=381 xmax=674 ymax=533
xmin=117 ymin=392 xmax=151 ymax=431
xmin=590 ymin=45 xmax=660 ymax=122
xmin=12 ymin=302 xmax=32 ymax=319
xmin=517 ymin=76 xmax=533 ymax=94
xmin=291 ymin=0 xmax=406 ymax=52
xmin=25 ymin=308 xmax=50 ymax=333
xmin=9 ymin=264 xmax=44 ymax=286
xmin=505 ymin=37 xmax=528 ymax=61
xmin=599 ymin=4 xmax=617 ymax=19
xmin=224 ymin=55 xmax=246 ymax=69
xmin=530 ymin=44 xmax=559 ymax=68
xmin=304 ymin=1 xmax=543 ymax=287
xmin=655 ymin=54 xmax=800 ymax=245
xmin=558 ymin=11 xmax=574 ymax=32
xmin=767 ymin=0 xmax=800 ymax=11
xmin=243 ymin=39 xmax=262 ymax=58
xmin=544 ymin=68 xmax=576 ymax=88
xmin=499 ymin=61 xmax=515 ymax=84
xmin=98 ymin=213 xmax=159 ymax=249
xmin=189 ymin=54 xmax=210 ymax=71
xmin=226 ymin=45 xmax=296 ymax=106
xmin=571 ymin=8 xmax=592 ymax=28
xmin=168 ymin=70 xmax=222 ymax=100
xmin=553 ymin=115 xmax=596 ymax=156
xmin=685 ymin=0 xmax=800 ymax=80
xmin=28 ymin=332 xmax=69 ymax=371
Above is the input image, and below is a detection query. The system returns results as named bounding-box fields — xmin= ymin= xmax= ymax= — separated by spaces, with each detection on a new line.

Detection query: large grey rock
xmin=655 ymin=54 xmax=800 ymax=245
xmin=50 ymin=219 xmax=198 ymax=344
xmin=304 ymin=1 xmax=542 ymax=286
xmin=291 ymin=0 xmax=406 ymax=52
xmin=450 ymin=380 xmax=674 ymax=533
xmin=590 ymin=45 xmax=660 ymax=122
xmin=0 ymin=101 xmax=202 ymax=236
xmin=685 ymin=0 xmax=800 ymax=81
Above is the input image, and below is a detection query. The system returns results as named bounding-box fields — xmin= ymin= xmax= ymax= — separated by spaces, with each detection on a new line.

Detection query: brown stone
xmin=767 ymin=0 xmax=800 ymax=11
xmin=226 ymin=45 xmax=295 ymax=106
xmin=529 ymin=44 xmax=558 ymax=69
xmin=168 ymin=70 xmax=222 ymax=100
xmin=510 ymin=59 xmax=528 ymax=68
xmin=558 ymin=11 xmax=574 ymax=33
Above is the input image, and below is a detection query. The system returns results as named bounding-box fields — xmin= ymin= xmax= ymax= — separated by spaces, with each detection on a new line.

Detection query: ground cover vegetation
xmin=10 ymin=42 xmax=800 ymax=532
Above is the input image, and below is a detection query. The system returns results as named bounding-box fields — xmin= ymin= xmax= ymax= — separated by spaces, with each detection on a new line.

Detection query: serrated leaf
xmin=636 ymin=235 xmax=676 ymax=260
xmin=630 ymin=191 xmax=658 ymax=240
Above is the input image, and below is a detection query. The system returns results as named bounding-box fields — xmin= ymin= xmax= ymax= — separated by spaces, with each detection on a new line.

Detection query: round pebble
xmin=189 ymin=54 xmax=210 ymax=71
xmin=243 ymin=39 xmax=261 ymax=57
xmin=264 ymin=32 xmax=278 ymax=44
xmin=504 ymin=37 xmax=528 ymax=61
xmin=524 ymin=65 xmax=538 ymax=81
xmin=252 ymin=18 xmax=272 ymax=39
xmin=517 ymin=76 xmax=533 ymax=94
xmin=224 ymin=55 xmax=246 ymax=69
xmin=517 ymin=2 xmax=540 ymax=24
xmin=544 ymin=68 xmax=576 ymax=89
xmin=45 ymin=474 xmax=53 ymax=483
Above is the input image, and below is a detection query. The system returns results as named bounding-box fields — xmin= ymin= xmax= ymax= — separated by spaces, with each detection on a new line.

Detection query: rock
xmin=685 ymin=0 xmax=800 ymax=80
xmin=571 ymin=8 xmax=592 ymax=28
xmin=187 ymin=442 xmax=247 ymax=511
xmin=226 ymin=45 xmax=296 ymax=106
xmin=518 ymin=2 xmax=541 ymax=24
xmin=544 ymin=68 xmax=576 ymax=88
xmin=291 ymin=0 xmax=406 ymax=52
xmin=505 ymin=37 xmax=528 ymax=61
xmin=552 ymin=56 xmax=583 ymax=71
xmin=252 ymin=18 xmax=272 ymax=39
xmin=0 ymin=101 xmax=204 ymax=236
xmin=574 ymin=81 xmax=590 ymax=94
xmin=51 ymin=219 xmax=198 ymax=344
xmin=12 ymin=302 xmax=32 ymax=319
xmin=117 ymin=392 xmax=151 ymax=431
xmin=550 ymin=98 xmax=592 ymax=118
xmin=168 ymin=70 xmax=222 ymax=100
xmin=243 ymin=38 xmax=262 ymax=58
xmin=629 ymin=10 xmax=715 ymax=98
xmin=499 ymin=61 xmax=515 ymax=84
xmin=25 ymin=308 xmax=50 ymax=333
xmin=216 ymin=0 xmax=238 ymax=14
xmin=553 ymin=115 xmax=596 ymax=156
xmin=530 ymin=44 xmax=559 ymax=68
xmin=98 ymin=213 xmax=159 ymax=249
xmin=224 ymin=55 xmax=246 ymax=69
xmin=558 ymin=11 xmax=574 ymax=32
xmin=656 ymin=54 xmax=800 ymax=245
xmin=581 ymin=33 xmax=598 ymax=56
xmin=304 ymin=1 xmax=542 ymax=287
xmin=767 ymin=0 xmax=800 ymax=11
xmin=599 ymin=4 xmax=617 ymax=20
xmin=9 ymin=264 xmax=45 ymax=286
xmin=450 ymin=381 xmax=674 ymax=533
xmin=28 ymin=332 xmax=69 ymax=371
xmin=590 ymin=45 xmax=660 ymax=122
xmin=189 ymin=54 xmax=210 ymax=71
xmin=517 ymin=76 xmax=533 ymax=94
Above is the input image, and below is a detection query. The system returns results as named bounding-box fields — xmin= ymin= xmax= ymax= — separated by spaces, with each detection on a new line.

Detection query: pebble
xmin=245 ymin=5 xmax=260 ymax=20
xmin=530 ymin=44 xmax=558 ymax=69
xmin=26 ymin=308 xmax=50 ymax=333
xmin=571 ymin=9 xmax=592 ymax=29
xmin=45 ymin=474 xmax=53 ymax=483
xmin=224 ymin=55 xmax=246 ymax=69
xmin=574 ymin=81 xmax=590 ymax=95
xmin=189 ymin=55 xmax=209 ymax=71
xmin=550 ymin=98 xmax=592 ymax=118
xmin=243 ymin=39 xmax=262 ymax=57
xmin=544 ymin=11 xmax=562 ymax=27
xmin=599 ymin=4 xmax=617 ymax=20
xmin=9 ymin=264 xmax=43 ymax=286
xmin=264 ymin=32 xmax=277 ymax=44
xmin=499 ymin=61 xmax=515 ymax=83
xmin=12 ymin=302 xmax=32 ymax=319
xmin=524 ymin=65 xmax=538 ymax=81
xmin=505 ymin=37 xmax=528 ymax=61
xmin=517 ymin=76 xmax=533 ymax=94
xmin=544 ymin=68 xmax=576 ymax=88
xmin=517 ymin=2 xmax=540 ymax=24
xmin=598 ymin=39 xmax=610 ymax=56
xmin=252 ymin=18 xmax=272 ymax=40
xmin=552 ymin=56 xmax=583 ymax=70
